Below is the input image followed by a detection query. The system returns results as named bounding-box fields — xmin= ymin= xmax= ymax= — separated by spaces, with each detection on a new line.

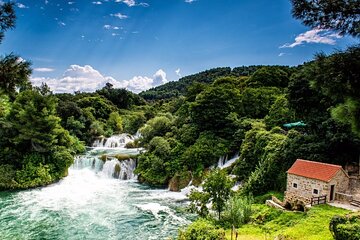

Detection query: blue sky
xmin=0 ymin=0 xmax=356 ymax=93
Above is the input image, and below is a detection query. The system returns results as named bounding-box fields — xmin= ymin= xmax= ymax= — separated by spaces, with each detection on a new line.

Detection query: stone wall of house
xmin=285 ymin=174 xmax=328 ymax=205
xmin=329 ymin=170 xmax=349 ymax=195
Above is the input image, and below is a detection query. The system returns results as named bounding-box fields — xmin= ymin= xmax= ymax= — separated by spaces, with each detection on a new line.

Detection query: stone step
xmin=350 ymin=201 xmax=360 ymax=208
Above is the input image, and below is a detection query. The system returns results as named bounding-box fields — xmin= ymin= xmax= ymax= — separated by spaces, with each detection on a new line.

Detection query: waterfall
xmin=72 ymin=156 xmax=104 ymax=172
xmin=101 ymin=158 xmax=137 ymax=180
xmin=92 ymin=134 xmax=135 ymax=148
xmin=217 ymin=152 xmax=240 ymax=169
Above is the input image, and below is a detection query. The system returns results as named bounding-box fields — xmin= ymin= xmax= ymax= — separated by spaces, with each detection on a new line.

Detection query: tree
xmin=203 ymin=169 xmax=233 ymax=220
xmin=0 ymin=54 xmax=32 ymax=97
xmin=0 ymin=2 xmax=16 ymax=43
xmin=291 ymin=0 xmax=360 ymax=37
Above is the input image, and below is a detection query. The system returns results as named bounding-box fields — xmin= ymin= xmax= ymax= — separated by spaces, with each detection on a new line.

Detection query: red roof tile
xmin=287 ymin=159 xmax=343 ymax=182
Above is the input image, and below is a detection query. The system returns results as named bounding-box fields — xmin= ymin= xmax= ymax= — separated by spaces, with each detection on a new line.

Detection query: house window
xmin=293 ymin=183 xmax=298 ymax=188
xmin=313 ymin=189 xmax=319 ymax=195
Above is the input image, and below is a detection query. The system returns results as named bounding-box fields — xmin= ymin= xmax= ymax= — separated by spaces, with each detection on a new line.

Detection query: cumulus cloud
xmin=153 ymin=69 xmax=168 ymax=86
xmin=17 ymin=3 xmax=28 ymax=8
xmin=185 ymin=0 xmax=197 ymax=3
xmin=92 ymin=1 xmax=102 ymax=4
xmin=34 ymin=68 xmax=55 ymax=72
xmin=280 ymin=28 xmax=342 ymax=48
xmin=31 ymin=65 xmax=168 ymax=93
xmin=111 ymin=13 xmax=128 ymax=19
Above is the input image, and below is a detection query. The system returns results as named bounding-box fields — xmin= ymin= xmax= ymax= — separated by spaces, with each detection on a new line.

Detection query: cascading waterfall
xmin=92 ymin=134 xmax=136 ymax=148
xmin=0 ymin=133 xmax=190 ymax=240
xmin=101 ymin=158 xmax=137 ymax=180
xmin=217 ymin=152 xmax=240 ymax=169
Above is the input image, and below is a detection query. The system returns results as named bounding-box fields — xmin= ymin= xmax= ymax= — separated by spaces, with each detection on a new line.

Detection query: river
xmin=0 ymin=138 xmax=192 ymax=240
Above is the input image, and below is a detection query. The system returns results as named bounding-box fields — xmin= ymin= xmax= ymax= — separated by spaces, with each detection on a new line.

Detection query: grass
xmin=225 ymin=204 xmax=350 ymax=240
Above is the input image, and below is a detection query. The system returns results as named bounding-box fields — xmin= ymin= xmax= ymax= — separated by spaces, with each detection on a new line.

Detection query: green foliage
xmin=188 ymin=189 xmax=210 ymax=217
xmin=182 ymin=132 xmax=228 ymax=171
xmin=0 ymin=93 xmax=10 ymax=118
xmin=178 ymin=219 xmax=225 ymax=240
xmin=241 ymin=87 xmax=282 ymax=119
xmin=264 ymin=95 xmax=295 ymax=129
xmin=76 ymin=96 xmax=117 ymax=120
xmin=0 ymin=3 xmax=16 ymax=42
xmin=149 ymin=137 xmax=171 ymax=158
xmin=96 ymin=83 xmax=145 ymax=109
xmin=107 ymin=112 xmax=123 ymax=133
xmin=330 ymin=215 xmax=360 ymax=240
xmin=291 ymin=0 xmax=360 ymax=37
xmin=190 ymin=82 xmax=241 ymax=137
xmin=135 ymin=153 xmax=169 ymax=185
xmin=223 ymin=195 xmax=253 ymax=228
xmin=122 ymin=112 xmax=146 ymax=134
xmin=140 ymin=67 xmax=232 ymax=100
xmin=246 ymin=66 xmax=289 ymax=88
xmin=0 ymin=164 xmax=18 ymax=190
xmin=0 ymin=53 xmax=32 ymax=97
xmin=203 ymin=169 xmax=233 ymax=220
xmin=139 ymin=115 xmax=173 ymax=143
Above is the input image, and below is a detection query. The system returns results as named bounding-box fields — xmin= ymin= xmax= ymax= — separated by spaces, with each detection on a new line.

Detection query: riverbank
xmin=223 ymin=204 xmax=350 ymax=240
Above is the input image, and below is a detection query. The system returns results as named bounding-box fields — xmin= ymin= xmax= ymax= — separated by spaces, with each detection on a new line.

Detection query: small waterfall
xmin=218 ymin=152 xmax=240 ymax=169
xmin=217 ymin=155 xmax=228 ymax=168
xmin=72 ymin=156 xmax=104 ymax=172
xmin=92 ymin=134 xmax=134 ymax=148
xmin=101 ymin=158 xmax=137 ymax=180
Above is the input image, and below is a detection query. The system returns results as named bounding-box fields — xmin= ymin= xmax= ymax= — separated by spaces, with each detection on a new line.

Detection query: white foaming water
xmin=101 ymin=158 xmax=137 ymax=180
xmin=0 ymin=143 xmax=191 ymax=240
xmin=93 ymin=134 xmax=135 ymax=148
xmin=217 ymin=152 xmax=240 ymax=169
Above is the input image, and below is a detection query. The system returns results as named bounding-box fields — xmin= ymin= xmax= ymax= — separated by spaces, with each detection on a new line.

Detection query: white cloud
xmin=58 ymin=21 xmax=66 ymax=26
xmin=185 ymin=0 xmax=197 ymax=3
xmin=278 ymin=53 xmax=285 ymax=57
xmin=30 ymin=65 xmax=168 ymax=93
xmin=92 ymin=1 xmax=102 ymax=4
xmin=104 ymin=24 xmax=121 ymax=30
xmin=115 ymin=0 xmax=149 ymax=7
xmin=111 ymin=13 xmax=128 ymax=19
xmin=122 ymin=0 xmax=136 ymax=6
xmin=34 ymin=68 xmax=55 ymax=72
xmin=175 ymin=68 xmax=181 ymax=77
xmin=153 ymin=69 xmax=168 ymax=86
xmin=17 ymin=3 xmax=28 ymax=8
xmin=280 ymin=28 xmax=342 ymax=48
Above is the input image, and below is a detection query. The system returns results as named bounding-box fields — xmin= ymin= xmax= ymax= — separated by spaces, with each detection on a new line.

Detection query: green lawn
xmin=225 ymin=204 xmax=350 ymax=240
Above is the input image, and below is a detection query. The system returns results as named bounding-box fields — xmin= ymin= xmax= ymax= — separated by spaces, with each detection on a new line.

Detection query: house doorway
xmin=330 ymin=185 xmax=335 ymax=201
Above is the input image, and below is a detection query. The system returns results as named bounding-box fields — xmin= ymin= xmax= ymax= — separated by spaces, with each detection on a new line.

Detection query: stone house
xmin=284 ymin=159 xmax=349 ymax=207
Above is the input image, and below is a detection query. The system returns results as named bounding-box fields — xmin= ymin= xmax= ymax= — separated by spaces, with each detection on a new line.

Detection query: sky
xmin=0 ymin=0 xmax=357 ymax=93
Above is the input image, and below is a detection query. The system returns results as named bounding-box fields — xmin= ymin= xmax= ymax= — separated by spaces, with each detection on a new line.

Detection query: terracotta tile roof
xmin=287 ymin=159 xmax=343 ymax=182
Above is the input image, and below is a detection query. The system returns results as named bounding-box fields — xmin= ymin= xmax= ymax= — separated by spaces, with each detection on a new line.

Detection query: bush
xmin=330 ymin=215 xmax=360 ymax=240
xmin=178 ymin=219 xmax=225 ymax=240
xmin=223 ymin=195 xmax=253 ymax=228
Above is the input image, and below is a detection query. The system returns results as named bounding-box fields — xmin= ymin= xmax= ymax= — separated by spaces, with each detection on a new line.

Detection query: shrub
xmin=178 ymin=219 xmax=225 ymax=240
xmin=330 ymin=215 xmax=360 ymax=240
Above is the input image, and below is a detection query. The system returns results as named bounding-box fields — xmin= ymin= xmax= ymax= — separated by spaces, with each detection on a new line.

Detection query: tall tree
xmin=0 ymin=54 xmax=32 ymax=96
xmin=0 ymin=2 xmax=16 ymax=43
xmin=291 ymin=0 xmax=360 ymax=37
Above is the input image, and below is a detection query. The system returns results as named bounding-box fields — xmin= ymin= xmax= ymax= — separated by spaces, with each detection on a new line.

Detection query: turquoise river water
xmin=0 ymin=147 xmax=192 ymax=240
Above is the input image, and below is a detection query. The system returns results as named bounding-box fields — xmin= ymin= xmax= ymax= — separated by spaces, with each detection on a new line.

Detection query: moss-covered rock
xmin=114 ymin=154 xmax=130 ymax=161
xmin=168 ymin=171 xmax=192 ymax=192
xmin=100 ymin=155 xmax=107 ymax=162
xmin=114 ymin=163 xmax=121 ymax=178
